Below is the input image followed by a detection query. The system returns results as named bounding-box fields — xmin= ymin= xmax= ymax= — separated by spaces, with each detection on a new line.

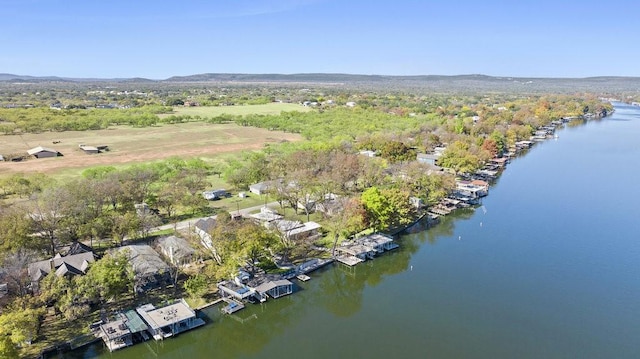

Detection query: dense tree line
xmin=0 ymin=158 xmax=215 ymax=258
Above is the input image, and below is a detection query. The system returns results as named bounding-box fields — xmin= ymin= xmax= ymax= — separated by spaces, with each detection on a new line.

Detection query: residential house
xmin=249 ymin=207 xmax=283 ymax=225
xmin=270 ymin=220 xmax=322 ymax=242
xmin=285 ymin=221 xmax=322 ymax=241
xmin=28 ymin=251 xmax=95 ymax=288
xmin=156 ymin=235 xmax=197 ymax=268
xmin=315 ymin=197 xmax=343 ymax=216
xmin=65 ymin=241 xmax=93 ymax=256
xmin=249 ymin=181 xmax=275 ymax=195
xmin=134 ymin=203 xmax=157 ymax=217
xmin=112 ymin=245 xmax=171 ymax=293
xmin=193 ymin=217 xmax=217 ymax=249
xmin=416 ymin=153 xmax=441 ymax=166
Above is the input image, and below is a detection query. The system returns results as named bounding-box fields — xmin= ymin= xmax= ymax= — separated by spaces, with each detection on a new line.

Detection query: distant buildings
xmin=27 ymin=146 xmax=61 ymax=158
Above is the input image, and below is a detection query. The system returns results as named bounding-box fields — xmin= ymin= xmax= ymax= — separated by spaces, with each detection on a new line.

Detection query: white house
xmin=193 ymin=217 xmax=217 ymax=249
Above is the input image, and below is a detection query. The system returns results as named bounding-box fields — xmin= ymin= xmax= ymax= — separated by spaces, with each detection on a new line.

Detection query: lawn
xmin=160 ymin=102 xmax=311 ymax=118
xmin=0 ymin=122 xmax=302 ymax=177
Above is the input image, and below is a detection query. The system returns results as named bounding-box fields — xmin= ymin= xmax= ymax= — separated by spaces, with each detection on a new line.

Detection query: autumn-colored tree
xmin=481 ymin=138 xmax=499 ymax=158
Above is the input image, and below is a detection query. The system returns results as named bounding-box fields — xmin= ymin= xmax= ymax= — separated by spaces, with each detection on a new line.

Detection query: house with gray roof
xmin=156 ymin=235 xmax=197 ymax=268
xmin=28 ymin=251 xmax=95 ymax=288
xmin=112 ymin=244 xmax=171 ymax=293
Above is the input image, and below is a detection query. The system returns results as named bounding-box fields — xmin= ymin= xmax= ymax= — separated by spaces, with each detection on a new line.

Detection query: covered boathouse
xmin=254 ymin=279 xmax=294 ymax=301
xmin=335 ymin=233 xmax=399 ymax=266
xmin=135 ymin=299 xmax=205 ymax=340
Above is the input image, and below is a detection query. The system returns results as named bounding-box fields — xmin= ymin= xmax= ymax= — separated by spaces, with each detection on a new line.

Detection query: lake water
xmin=71 ymin=102 xmax=640 ymax=359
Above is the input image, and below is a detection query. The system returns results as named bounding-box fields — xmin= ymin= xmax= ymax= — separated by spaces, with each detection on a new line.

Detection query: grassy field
xmin=0 ymin=122 xmax=302 ymax=177
xmin=160 ymin=102 xmax=311 ymax=118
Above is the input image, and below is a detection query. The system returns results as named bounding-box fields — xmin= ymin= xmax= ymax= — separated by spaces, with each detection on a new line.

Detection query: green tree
xmin=438 ymin=140 xmax=482 ymax=174
xmin=87 ymin=252 xmax=134 ymax=302
xmin=0 ymin=335 xmax=19 ymax=359
xmin=324 ymin=197 xmax=368 ymax=256
xmin=379 ymin=141 xmax=415 ymax=163
xmin=489 ymin=130 xmax=506 ymax=155
xmin=361 ymin=187 xmax=413 ymax=231
xmin=0 ymin=206 xmax=37 ymax=254
xmin=361 ymin=187 xmax=393 ymax=231
xmin=0 ymin=307 xmax=44 ymax=346
xmin=111 ymin=212 xmax=140 ymax=245
xmin=237 ymin=223 xmax=277 ymax=274
xmin=183 ymin=274 xmax=208 ymax=299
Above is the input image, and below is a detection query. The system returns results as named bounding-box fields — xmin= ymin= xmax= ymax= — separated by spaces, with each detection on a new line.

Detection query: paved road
xmin=153 ymin=202 xmax=280 ymax=233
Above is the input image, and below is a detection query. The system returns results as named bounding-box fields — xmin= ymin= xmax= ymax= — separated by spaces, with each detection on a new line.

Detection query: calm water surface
xmin=73 ymin=103 xmax=640 ymax=359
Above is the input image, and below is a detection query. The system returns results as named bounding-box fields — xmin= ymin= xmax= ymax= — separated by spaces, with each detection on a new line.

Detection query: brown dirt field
xmin=0 ymin=122 xmax=301 ymax=176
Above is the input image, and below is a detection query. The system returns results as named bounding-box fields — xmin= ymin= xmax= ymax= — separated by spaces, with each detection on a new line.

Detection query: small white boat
xmin=296 ymin=274 xmax=311 ymax=281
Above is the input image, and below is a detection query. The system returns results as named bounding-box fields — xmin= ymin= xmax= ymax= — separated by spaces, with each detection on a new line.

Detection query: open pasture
xmin=160 ymin=102 xmax=311 ymax=118
xmin=0 ymin=122 xmax=301 ymax=176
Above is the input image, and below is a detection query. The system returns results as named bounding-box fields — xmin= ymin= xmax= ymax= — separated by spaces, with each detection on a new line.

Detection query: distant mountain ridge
xmin=2 ymin=73 xmax=640 ymax=93
xmin=1 ymin=72 xmax=639 ymax=84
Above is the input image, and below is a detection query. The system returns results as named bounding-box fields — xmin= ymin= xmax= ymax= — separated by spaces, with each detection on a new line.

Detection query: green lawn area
xmin=161 ymin=102 xmax=312 ymax=118
xmin=207 ymin=193 xmax=268 ymax=212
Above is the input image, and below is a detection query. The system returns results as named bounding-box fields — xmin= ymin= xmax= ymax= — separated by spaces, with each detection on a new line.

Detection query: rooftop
xmin=100 ymin=319 xmax=130 ymax=340
xmin=28 ymin=251 xmax=95 ymax=282
xmin=112 ymin=244 xmax=170 ymax=278
xmin=193 ymin=217 xmax=217 ymax=233
xmin=156 ymin=235 xmax=195 ymax=260
xmin=27 ymin=146 xmax=58 ymax=155
xmin=137 ymin=300 xmax=196 ymax=330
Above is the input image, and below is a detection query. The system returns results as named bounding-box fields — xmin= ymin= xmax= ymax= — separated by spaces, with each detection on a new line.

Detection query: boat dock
xmin=97 ymin=298 xmax=205 ymax=352
xmin=221 ymin=298 xmax=245 ymax=314
xmin=335 ymin=233 xmax=399 ymax=266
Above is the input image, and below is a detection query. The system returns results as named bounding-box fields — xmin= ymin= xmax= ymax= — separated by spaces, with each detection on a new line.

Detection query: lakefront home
xmin=156 ymin=235 xmax=197 ymax=268
xmin=28 ymin=251 xmax=95 ymax=290
xmin=111 ymin=244 xmax=172 ymax=293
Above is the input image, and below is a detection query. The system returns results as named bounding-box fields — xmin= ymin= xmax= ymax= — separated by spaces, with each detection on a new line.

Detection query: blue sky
xmin=1 ymin=0 xmax=638 ymax=79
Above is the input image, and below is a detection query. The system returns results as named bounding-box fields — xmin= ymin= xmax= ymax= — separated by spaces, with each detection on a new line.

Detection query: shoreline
xmin=39 ymin=105 xmax=616 ymax=358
